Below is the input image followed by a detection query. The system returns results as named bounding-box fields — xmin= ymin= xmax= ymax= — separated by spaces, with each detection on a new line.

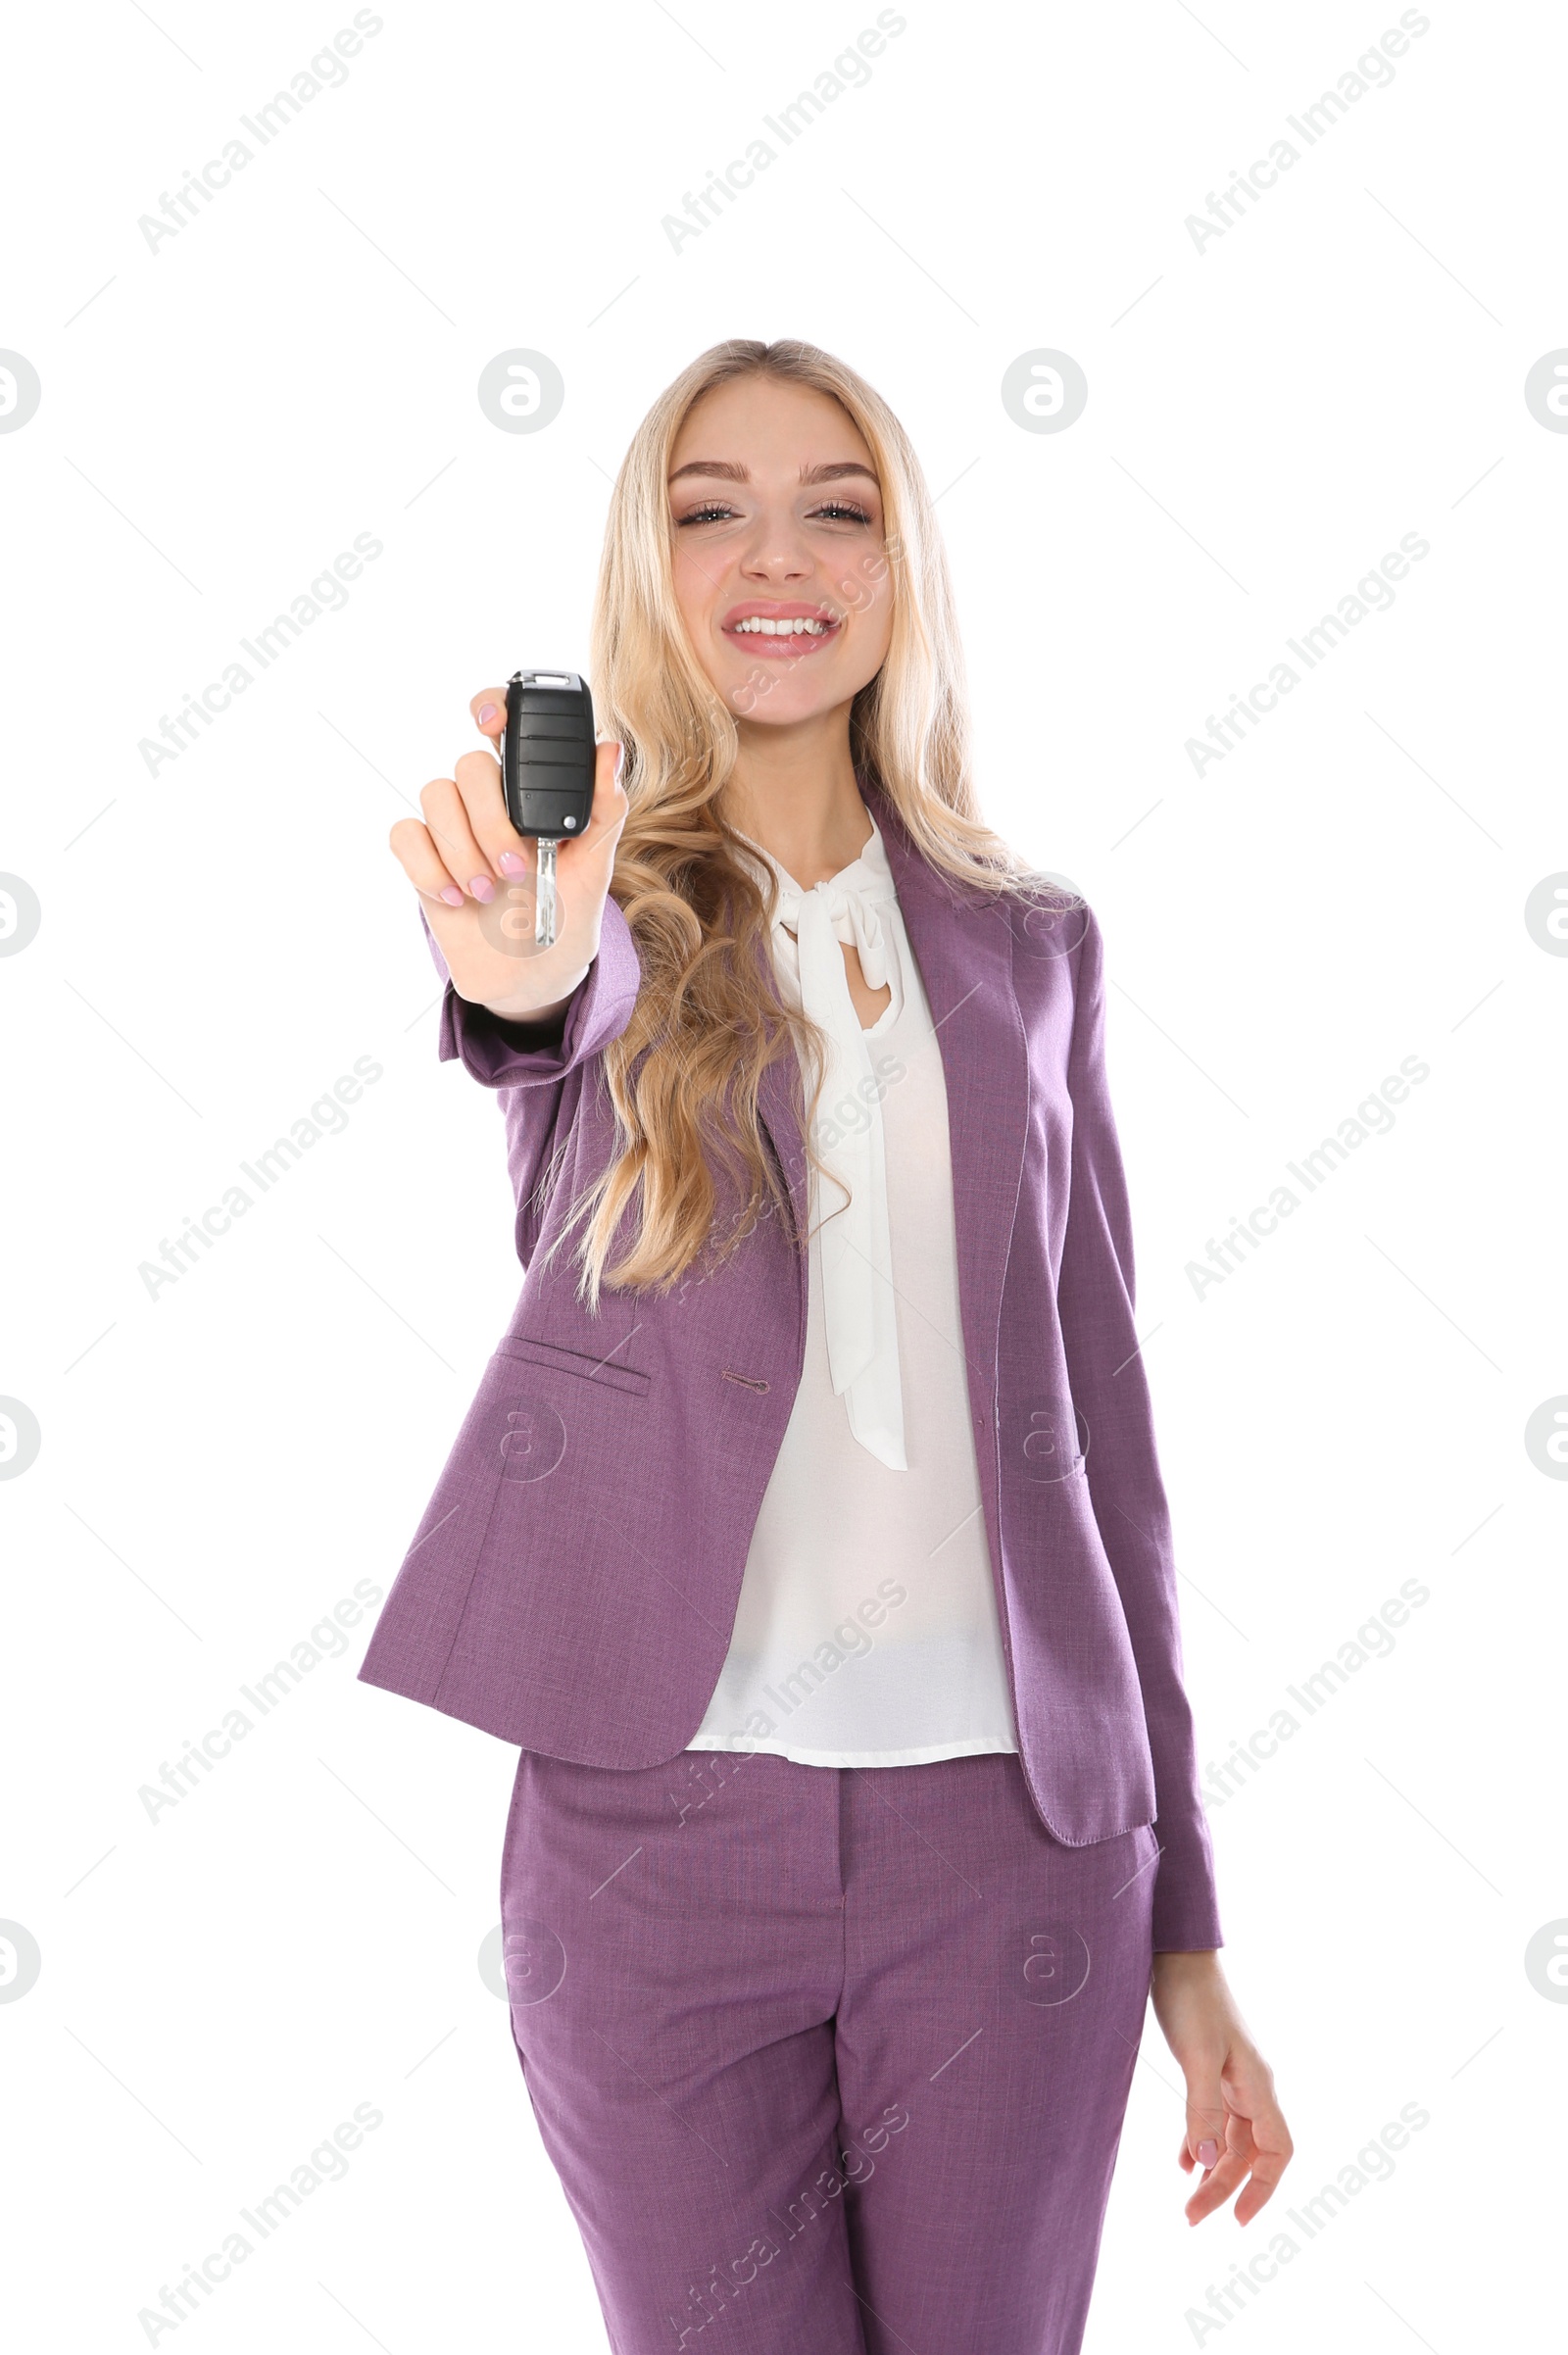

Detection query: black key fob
xmin=501 ymin=668 xmax=598 ymax=947
xmin=502 ymin=668 xmax=597 ymax=840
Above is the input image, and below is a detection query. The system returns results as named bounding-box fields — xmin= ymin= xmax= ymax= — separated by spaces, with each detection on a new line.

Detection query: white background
xmin=2 ymin=1 xmax=1563 ymax=2348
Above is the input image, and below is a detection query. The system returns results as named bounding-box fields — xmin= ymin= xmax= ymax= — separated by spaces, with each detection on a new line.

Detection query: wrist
xmin=477 ymin=962 xmax=590 ymax=1024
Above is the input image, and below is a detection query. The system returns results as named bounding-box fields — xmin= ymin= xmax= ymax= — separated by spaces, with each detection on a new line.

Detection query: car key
xmin=501 ymin=668 xmax=598 ymax=947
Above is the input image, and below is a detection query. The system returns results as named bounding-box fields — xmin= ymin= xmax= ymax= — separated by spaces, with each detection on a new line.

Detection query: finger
xmin=1233 ymin=2100 xmax=1294 ymax=2228
xmin=559 ymin=740 xmax=628 ymax=867
xmin=1206 ymin=2051 xmax=1292 ymax=2226
xmin=452 ymin=744 xmax=533 ymax=880
xmin=1179 ymin=2068 xmax=1232 ymax=2223
xmin=1233 ymin=2153 xmax=1288 ymax=2227
xmin=389 ymin=815 xmax=465 ymax=909
xmin=419 ymin=775 xmax=497 ymax=904
xmin=470 ymin=686 xmax=509 ymax=743
xmin=1185 ymin=2115 xmax=1254 ymax=2226
xmin=550 ymin=743 xmax=627 ymax=919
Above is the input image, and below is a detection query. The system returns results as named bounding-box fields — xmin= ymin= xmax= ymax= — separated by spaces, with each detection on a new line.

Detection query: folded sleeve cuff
xmin=1152 ymin=1810 xmax=1224 ymax=1951
xmin=420 ymin=895 xmax=642 ymax=1089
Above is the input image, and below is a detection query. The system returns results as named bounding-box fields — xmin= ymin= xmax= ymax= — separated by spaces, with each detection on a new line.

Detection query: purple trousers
xmin=500 ymin=1743 xmax=1159 ymax=2354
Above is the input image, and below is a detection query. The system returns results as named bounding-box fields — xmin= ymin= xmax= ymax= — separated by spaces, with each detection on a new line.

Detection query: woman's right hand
xmin=389 ymin=688 xmax=628 ymax=1024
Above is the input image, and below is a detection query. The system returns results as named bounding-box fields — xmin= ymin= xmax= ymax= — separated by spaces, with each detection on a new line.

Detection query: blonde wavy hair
xmin=568 ymin=336 xmax=1029 ymax=1302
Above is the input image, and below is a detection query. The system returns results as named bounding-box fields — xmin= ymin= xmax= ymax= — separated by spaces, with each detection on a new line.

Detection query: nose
xmin=738 ymin=505 xmax=814 ymax=583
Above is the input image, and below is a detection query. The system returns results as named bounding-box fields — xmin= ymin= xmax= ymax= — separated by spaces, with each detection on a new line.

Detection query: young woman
xmin=359 ymin=338 xmax=1292 ymax=2354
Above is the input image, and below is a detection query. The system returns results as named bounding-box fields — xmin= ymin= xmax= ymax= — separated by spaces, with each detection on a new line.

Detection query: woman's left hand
xmin=1149 ymin=1950 xmax=1293 ymax=2226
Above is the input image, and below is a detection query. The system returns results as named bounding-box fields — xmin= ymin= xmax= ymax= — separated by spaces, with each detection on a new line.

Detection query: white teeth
xmin=731 ymin=615 xmax=833 ymax=635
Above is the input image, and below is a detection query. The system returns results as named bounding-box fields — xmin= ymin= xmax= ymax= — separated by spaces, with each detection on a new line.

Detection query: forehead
xmin=668 ymin=374 xmax=877 ymax=477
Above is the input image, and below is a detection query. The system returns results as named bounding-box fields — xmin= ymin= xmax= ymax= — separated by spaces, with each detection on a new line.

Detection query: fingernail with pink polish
xmin=477 ymin=703 xmax=499 ymax=725
xmin=1197 ymin=2139 xmax=1218 ymax=2168
xmin=498 ymin=852 xmax=526 ymax=875
xmin=468 ymin=875 xmax=496 ymax=903
xmin=440 ymin=885 xmax=465 ymax=907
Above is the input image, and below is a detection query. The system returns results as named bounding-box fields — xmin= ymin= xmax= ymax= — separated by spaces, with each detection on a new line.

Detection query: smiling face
xmin=665 ymin=372 xmax=896 ymax=730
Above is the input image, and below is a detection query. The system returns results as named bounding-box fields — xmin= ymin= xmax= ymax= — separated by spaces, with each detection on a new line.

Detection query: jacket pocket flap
xmin=495 ymin=1335 xmax=651 ymax=1396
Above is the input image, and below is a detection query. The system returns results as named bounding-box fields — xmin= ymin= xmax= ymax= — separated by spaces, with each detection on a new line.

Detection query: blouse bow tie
xmin=744 ymin=818 xmax=907 ymax=1471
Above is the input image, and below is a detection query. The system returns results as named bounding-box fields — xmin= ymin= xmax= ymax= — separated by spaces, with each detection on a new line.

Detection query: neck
xmin=723 ymin=705 xmax=872 ymax=889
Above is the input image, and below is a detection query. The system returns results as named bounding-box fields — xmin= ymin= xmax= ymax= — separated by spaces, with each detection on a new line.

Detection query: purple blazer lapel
xmin=746 ymin=909 xmax=810 ymax=1247
xmin=756 ymin=1039 xmax=809 ymax=1245
xmin=871 ymin=790 xmax=1031 ymax=1405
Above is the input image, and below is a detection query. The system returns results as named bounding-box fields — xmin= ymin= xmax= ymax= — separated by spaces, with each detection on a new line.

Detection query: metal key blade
xmin=535 ymin=835 xmax=560 ymax=947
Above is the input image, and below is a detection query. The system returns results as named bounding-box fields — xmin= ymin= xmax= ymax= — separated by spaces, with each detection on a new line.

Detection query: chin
xmin=721 ymin=668 xmax=859 ymax=722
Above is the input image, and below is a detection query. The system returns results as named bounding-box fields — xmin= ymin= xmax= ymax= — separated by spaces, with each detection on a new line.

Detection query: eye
xmin=810 ymin=500 xmax=872 ymax=523
xmin=675 ymin=501 xmax=737 ymax=526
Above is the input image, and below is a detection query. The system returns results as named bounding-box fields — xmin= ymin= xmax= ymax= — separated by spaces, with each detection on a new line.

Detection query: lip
xmin=718 ymin=598 xmax=844 ymax=661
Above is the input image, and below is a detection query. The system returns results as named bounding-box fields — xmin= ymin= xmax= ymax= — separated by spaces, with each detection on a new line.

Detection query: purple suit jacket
xmin=358 ymin=787 xmax=1222 ymax=1950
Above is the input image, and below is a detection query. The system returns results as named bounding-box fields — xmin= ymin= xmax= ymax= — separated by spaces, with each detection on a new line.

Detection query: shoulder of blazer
xmin=865 ymin=780 xmax=1100 ymax=986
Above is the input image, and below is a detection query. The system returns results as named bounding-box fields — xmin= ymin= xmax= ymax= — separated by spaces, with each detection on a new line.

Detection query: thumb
xmin=1181 ymin=2077 xmax=1226 ymax=2175
xmin=571 ymin=743 xmax=630 ymax=875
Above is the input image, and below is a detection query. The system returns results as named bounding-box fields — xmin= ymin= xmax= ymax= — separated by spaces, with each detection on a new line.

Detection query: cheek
xmin=670 ymin=548 xmax=726 ymax=638
xmin=828 ymin=548 xmax=894 ymax=631
xmin=847 ymin=582 xmax=895 ymax=673
xmin=866 ymin=586 xmax=895 ymax=652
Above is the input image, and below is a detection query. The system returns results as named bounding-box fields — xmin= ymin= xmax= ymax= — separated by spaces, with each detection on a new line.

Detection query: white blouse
xmin=685 ymin=813 xmax=1020 ymax=1769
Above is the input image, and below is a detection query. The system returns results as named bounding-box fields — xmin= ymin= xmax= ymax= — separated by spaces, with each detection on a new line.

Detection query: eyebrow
xmin=667 ymin=459 xmax=879 ymax=487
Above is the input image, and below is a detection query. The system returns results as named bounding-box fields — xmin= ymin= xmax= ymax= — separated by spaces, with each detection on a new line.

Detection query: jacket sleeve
xmin=1056 ymin=905 xmax=1223 ymax=1952
xmin=418 ymin=897 xmax=643 ymax=1259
